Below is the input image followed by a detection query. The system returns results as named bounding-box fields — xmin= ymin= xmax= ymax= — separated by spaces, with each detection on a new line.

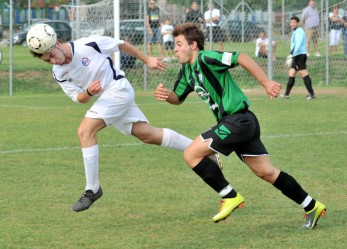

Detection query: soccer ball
xmin=26 ymin=24 xmax=57 ymax=54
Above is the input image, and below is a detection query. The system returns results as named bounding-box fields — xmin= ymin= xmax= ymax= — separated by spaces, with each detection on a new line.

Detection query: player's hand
xmin=155 ymin=83 xmax=170 ymax=101
xmin=147 ymin=57 xmax=167 ymax=71
xmin=88 ymin=80 xmax=102 ymax=95
xmin=264 ymin=80 xmax=281 ymax=99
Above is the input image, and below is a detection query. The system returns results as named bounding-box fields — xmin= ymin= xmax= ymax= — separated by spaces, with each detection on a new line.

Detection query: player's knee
xmin=77 ymin=126 xmax=92 ymax=142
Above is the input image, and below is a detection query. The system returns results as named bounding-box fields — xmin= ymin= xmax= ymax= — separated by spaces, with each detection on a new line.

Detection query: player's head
xmin=173 ymin=23 xmax=204 ymax=50
xmin=30 ymin=40 xmax=67 ymax=65
xmin=173 ymin=23 xmax=204 ymax=64
xmin=191 ymin=2 xmax=199 ymax=10
xmin=149 ymin=0 xmax=156 ymax=8
xmin=290 ymin=16 xmax=300 ymax=29
xmin=259 ymin=32 xmax=266 ymax=38
xmin=165 ymin=17 xmax=171 ymax=24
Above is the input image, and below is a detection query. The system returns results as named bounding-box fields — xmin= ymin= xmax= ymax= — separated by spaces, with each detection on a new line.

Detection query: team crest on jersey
xmin=81 ymin=57 xmax=91 ymax=66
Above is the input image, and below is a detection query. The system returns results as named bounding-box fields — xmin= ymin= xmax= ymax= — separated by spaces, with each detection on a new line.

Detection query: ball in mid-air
xmin=26 ymin=23 xmax=57 ymax=54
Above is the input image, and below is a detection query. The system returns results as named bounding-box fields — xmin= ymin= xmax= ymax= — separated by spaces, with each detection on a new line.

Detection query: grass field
xmin=0 ymin=88 xmax=346 ymax=249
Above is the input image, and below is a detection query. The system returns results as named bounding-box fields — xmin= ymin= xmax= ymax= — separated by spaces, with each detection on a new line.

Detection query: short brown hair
xmin=173 ymin=23 xmax=204 ymax=50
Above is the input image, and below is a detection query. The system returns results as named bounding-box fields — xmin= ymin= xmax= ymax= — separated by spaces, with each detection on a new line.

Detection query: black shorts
xmin=292 ymin=54 xmax=307 ymax=71
xmin=200 ymin=110 xmax=268 ymax=160
xmin=164 ymin=41 xmax=174 ymax=51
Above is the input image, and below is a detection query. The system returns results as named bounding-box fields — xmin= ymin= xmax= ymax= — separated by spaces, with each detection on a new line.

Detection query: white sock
xmin=161 ymin=128 xmax=192 ymax=151
xmin=82 ymin=144 xmax=100 ymax=193
xmin=219 ymin=185 xmax=233 ymax=197
xmin=300 ymin=195 xmax=313 ymax=209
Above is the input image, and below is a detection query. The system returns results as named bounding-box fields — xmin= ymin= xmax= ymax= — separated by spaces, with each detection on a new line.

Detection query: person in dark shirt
xmin=146 ymin=0 xmax=164 ymax=57
xmin=185 ymin=2 xmax=204 ymax=25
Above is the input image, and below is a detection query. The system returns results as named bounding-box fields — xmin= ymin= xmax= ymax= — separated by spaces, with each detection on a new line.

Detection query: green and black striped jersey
xmin=173 ymin=50 xmax=251 ymax=121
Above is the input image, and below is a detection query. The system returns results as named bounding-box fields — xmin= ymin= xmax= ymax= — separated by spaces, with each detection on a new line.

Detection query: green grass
xmin=0 ymin=90 xmax=346 ymax=249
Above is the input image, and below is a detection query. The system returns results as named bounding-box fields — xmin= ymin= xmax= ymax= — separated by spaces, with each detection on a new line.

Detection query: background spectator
xmin=343 ymin=9 xmax=347 ymax=56
xmin=146 ymin=0 xmax=164 ymax=58
xmin=185 ymin=2 xmax=204 ymax=25
xmin=204 ymin=3 xmax=224 ymax=51
xmin=329 ymin=6 xmax=344 ymax=54
xmin=255 ymin=32 xmax=277 ymax=61
xmin=302 ymin=0 xmax=321 ymax=57
xmin=161 ymin=17 xmax=174 ymax=62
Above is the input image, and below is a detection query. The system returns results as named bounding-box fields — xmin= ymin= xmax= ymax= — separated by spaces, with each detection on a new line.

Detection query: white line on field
xmin=0 ymin=131 xmax=346 ymax=154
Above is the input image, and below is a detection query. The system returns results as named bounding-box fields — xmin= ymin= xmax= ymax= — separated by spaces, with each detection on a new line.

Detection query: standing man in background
xmin=185 ymin=2 xmax=204 ymax=26
xmin=146 ymin=0 xmax=164 ymax=58
xmin=204 ymin=3 xmax=224 ymax=51
xmin=302 ymin=0 xmax=321 ymax=57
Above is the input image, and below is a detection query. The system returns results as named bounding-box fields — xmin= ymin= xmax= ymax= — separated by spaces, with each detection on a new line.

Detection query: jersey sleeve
xmin=53 ymin=68 xmax=83 ymax=103
xmin=89 ymin=35 xmax=125 ymax=55
xmin=202 ymin=51 xmax=240 ymax=71
xmin=172 ymin=66 xmax=194 ymax=102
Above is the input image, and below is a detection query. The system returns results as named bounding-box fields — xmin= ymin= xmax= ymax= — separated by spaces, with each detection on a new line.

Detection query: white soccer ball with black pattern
xmin=26 ymin=23 xmax=57 ymax=54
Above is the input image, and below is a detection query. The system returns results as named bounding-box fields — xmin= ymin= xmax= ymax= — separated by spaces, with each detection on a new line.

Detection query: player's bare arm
xmin=77 ymin=80 xmax=101 ymax=103
xmin=155 ymin=83 xmax=181 ymax=105
xmin=119 ymin=42 xmax=166 ymax=71
xmin=237 ymin=53 xmax=281 ymax=98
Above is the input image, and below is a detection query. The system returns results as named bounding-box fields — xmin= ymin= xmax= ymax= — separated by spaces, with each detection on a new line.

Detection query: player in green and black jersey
xmin=155 ymin=23 xmax=326 ymax=228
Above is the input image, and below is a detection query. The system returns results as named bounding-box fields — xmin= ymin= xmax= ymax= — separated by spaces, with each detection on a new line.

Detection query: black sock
xmin=304 ymin=200 xmax=316 ymax=212
xmin=285 ymin=77 xmax=295 ymax=96
xmin=192 ymin=157 xmax=230 ymax=193
xmin=223 ymin=189 xmax=237 ymax=199
xmin=303 ymin=75 xmax=315 ymax=95
xmin=273 ymin=171 xmax=308 ymax=205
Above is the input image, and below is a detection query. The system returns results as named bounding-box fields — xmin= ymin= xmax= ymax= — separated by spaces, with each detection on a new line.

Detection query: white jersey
xmin=53 ymin=35 xmax=125 ymax=102
xmin=161 ymin=24 xmax=174 ymax=43
xmin=255 ymin=37 xmax=269 ymax=56
xmin=204 ymin=9 xmax=220 ymax=27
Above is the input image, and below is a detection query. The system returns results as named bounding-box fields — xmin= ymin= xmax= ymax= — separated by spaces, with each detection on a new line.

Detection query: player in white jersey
xmin=29 ymin=34 xmax=208 ymax=212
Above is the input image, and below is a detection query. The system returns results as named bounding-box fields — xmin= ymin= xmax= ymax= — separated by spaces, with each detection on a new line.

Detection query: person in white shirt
xmin=255 ymin=32 xmax=277 ymax=61
xmin=329 ymin=6 xmax=344 ymax=53
xmin=27 ymin=27 xmax=224 ymax=212
xmin=204 ymin=3 xmax=224 ymax=51
xmin=161 ymin=17 xmax=174 ymax=61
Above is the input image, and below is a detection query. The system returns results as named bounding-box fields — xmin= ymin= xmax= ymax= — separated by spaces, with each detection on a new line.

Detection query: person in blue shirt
xmin=281 ymin=16 xmax=316 ymax=100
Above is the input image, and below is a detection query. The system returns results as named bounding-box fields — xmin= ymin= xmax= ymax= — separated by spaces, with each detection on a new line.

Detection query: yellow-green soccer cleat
xmin=302 ymin=201 xmax=326 ymax=229
xmin=212 ymin=193 xmax=245 ymax=223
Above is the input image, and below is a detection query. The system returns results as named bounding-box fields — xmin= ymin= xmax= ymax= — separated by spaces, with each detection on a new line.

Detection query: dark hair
xmin=30 ymin=50 xmax=44 ymax=58
xmin=290 ymin=16 xmax=300 ymax=23
xmin=173 ymin=23 xmax=204 ymax=50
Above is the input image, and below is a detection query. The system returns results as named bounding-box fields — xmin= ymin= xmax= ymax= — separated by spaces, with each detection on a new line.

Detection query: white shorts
xmin=85 ymin=78 xmax=148 ymax=135
xmin=330 ymin=29 xmax=341 ymax=46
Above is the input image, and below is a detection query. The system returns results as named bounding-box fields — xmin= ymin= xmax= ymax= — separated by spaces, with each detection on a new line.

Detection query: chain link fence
xmin=7 ymin=0 xmax=346 ymax=92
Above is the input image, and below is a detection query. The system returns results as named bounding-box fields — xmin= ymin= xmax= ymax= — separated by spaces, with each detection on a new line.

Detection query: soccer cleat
xmin=212 ymin=193 xmax=245 ymax=223
xmin=302 ymin=201 xmax=326 ymax=229
xmin=280 ymin=94 xmax=289 ymax=99
xmin=306 ymin=94 xmax=316 ymax=100
xmin=209 ymin=154 xmax=223 ymax=170
xmin=72 ymin=186 xmax=103 ymax=212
